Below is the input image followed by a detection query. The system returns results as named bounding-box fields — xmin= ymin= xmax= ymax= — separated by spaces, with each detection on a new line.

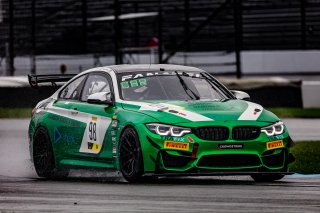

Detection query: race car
xmin=28 ymin=64 xmax=295 ymax=182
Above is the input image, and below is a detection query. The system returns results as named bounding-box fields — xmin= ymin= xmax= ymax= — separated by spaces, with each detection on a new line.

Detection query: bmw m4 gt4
xmin=28 ymin=64 xmax=295 ymax=182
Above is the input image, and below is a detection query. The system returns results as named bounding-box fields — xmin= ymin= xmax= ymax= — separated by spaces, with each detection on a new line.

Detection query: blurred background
xmin=0 ymin=0 xmax=320 ymax=108
xmin=0 ymin=0 xmax=320 ymax=77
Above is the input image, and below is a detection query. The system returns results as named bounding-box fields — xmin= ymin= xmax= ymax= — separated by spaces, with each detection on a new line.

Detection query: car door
xmin=70 ymin=72 xmax=114 ymax=158
xmin=49 ymin=74 xmax=88 ymax=157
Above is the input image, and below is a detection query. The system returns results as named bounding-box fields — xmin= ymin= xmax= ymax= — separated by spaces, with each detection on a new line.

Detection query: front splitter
xmin=143 ymin=171 xmax=294 ymax=177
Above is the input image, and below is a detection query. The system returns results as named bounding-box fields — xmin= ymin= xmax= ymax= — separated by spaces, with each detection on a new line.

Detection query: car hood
xmin=119 ymin=99 xmax=279 ymax=125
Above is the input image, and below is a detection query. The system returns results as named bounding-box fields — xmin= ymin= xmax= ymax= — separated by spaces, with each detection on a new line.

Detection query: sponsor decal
xmin=112 ymin=146 xmax=117 ymax=154
xmin=253 ymin=108 xmax=261 ymax=115
xmin=54 ymin=127 xmax=61 ymax=144
xmin=266 ymin=140 xmax=284 ymax=150
xmin=187 ymin=136 xmax=194 ymax=143
xmin=112 ymin=136 xmax=116 ymax=144
xmin=190 ymin=103 xmax=225 ymax=111
xmin=111 ymin=120 xmax=118 ymax=127
xmin=120 ymin=72 xmax=200 ymax=82
xmin=268 ymin=135 xmax=284 ymax=141
xmin=112 ymin=142 xmax=117 ymax=158
xmin=62 ymin=133 xmax=76 ymax=145
xmin=238 ymin=102 xmax=263 ymax=121
xmin=112 ymin=115 xmax=117 ymax=120
xmin=161 ymin=136 xmax=185 ymax=142
xmin=217 ymin=144 xmax=243 ymax=150
xmin=164 ymin=141 xmax=189 ymax=151
xmin=48 ymin=114 xmax=80 ymax=127
xmin=111 ymin=131 xmax=117 ymax=136
xmin=54 ymin=127 xmax=76 ymax=145
xmin=157 ymin=106 xmax=187 ymax=116
xmin=120 ymin=78 xmax=148 ymax=89
xmin=88 ymin=142 xmax=100 ymax=151
xmin=169 ymin=109 xmax=179 ymax=113
xmin=178 ymin=112 xmax=187 ymax=116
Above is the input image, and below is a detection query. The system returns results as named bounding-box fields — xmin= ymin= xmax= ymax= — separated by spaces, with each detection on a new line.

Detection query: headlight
xmin=146 ymin=123 xmax=191 ymax=137
xmin=261 ymin=121 xmax=284 ymax=136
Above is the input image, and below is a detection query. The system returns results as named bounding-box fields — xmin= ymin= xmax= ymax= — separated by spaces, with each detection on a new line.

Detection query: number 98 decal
xmin=80 ymin=116 xmax=101 ymax=153
xmin=79 ymin=115 xmax=111 ymax=154
xmin=89 ymin=121 xmax=97 ymax=141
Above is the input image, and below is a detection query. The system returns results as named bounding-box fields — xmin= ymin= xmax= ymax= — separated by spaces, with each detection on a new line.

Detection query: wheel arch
xmin=32 ymin=125 xmax=59 ymax=166
xmin=118 ymin=124 xmax=145 ymax=169
xmin=118 ymin=124 xmax=147 ymax=181
xmin=31 ymin=125 xmax=46 ymax=161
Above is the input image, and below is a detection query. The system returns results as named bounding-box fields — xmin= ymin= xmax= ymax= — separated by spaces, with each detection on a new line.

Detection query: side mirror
xmin=231 ymin=90 xmax=251 ymax=101
xmin=87 ymin=92 xmax=113 ymax=105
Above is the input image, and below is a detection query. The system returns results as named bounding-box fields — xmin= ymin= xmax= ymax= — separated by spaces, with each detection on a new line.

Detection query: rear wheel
xmin=33 ymin=127 xmax=69 ymax=179
xmin=119 ymin=127 xmax=144 ymax=182
xmin=251 ymin=174 xmax=285 ymax=182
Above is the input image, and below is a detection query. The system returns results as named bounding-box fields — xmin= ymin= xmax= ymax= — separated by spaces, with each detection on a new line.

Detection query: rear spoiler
xmin=28 ymin=74 xmax=77 ymax=89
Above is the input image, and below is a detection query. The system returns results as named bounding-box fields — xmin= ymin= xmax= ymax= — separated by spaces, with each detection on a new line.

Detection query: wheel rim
xmin=120 ymin=130 xmax=139 ymax=177
xmin=33 ymin=132 xmax=51 ymax=174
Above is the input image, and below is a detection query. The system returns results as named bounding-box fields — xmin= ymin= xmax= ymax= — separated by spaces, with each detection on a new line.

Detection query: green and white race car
xmin=28 ymin=64 xmax=295 ymax=182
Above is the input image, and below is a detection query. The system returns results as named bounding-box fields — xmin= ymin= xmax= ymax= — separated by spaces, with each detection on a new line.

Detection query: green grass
xmin=289 ymin=141 xmax=320 ymax=174
xmin=268 ymin=107 xmax=320 ymax=118
xmin=0 ymin=108 xmax=32 ymax=118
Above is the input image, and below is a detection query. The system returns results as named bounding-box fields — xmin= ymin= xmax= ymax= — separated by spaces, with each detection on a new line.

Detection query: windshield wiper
xmin=175 ymin=71 xmax=200 ymax=100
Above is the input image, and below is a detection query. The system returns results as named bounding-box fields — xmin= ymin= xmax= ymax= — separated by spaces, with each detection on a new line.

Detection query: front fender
xmin=114 ymin=108 xmax=160 ymax=171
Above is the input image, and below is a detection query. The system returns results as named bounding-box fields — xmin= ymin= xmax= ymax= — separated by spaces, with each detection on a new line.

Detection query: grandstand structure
xmin=0 ymin=0 xmax=320 ymax=76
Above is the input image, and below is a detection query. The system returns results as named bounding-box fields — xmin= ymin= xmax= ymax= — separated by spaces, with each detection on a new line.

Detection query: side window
xmin=59 ymin=75 xmax=86 ymax=100
xmin=81 ymin=74 xmax=111 ymax=102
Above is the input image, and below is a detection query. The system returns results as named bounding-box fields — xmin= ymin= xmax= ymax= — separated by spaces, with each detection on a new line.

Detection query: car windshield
xmin=118 ymin=71 xmax=230 ymax=101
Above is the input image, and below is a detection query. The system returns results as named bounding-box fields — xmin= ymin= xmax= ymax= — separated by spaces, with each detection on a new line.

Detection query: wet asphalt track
xmin=0 ymin=119 xmax=319 ymax=212
xmin=0 ymin=175 xmax=320 ymax=213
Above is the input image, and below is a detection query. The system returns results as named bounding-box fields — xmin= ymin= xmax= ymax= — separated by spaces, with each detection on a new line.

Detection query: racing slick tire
xmin=251 ymin=174 xmax=285 ymax=182
xmin=33 ymin=127 xmax=69 ymax=179
xmin=119 ymin=127 xmax=144 ymax=183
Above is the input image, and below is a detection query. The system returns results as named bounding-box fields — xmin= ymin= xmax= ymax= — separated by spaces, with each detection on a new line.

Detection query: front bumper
xmin=154 ymin=147 xmax=294 ymax=174
xmin=137 ymin=123 xmax=295 ymax=174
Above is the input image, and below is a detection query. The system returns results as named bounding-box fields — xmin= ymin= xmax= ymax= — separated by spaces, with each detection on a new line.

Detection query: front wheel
xmin=251 ymin=174 xmax=285 ymax=182
xmin=33 ymin=127 xmax=69 ymax=179
xmin=119 ymin=127 xmax=144 ymax=182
